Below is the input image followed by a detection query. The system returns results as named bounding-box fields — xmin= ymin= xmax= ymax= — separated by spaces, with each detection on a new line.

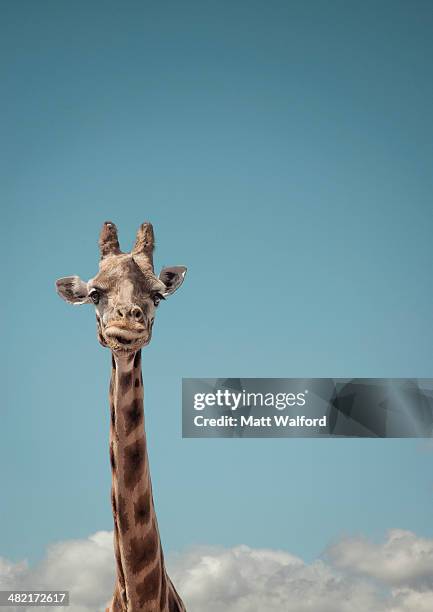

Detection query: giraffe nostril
xmin=131 ymin=306 xmax=144 ymax=322
xmin=116 ymin=309 xmax=125 ymax=318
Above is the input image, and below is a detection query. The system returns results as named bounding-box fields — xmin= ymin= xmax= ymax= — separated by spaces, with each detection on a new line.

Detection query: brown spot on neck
xmin=120 ymin=371 xmax=133 ymax=392
xmin=134 ymin=493 xmax=151 ymax=526
xmin=123 ymin=438 xmax=146 ymax=490
xmin=109 ymin=443 xmax=116 ymax=472
xmin=124 ymin=398 xmax=143 ymax=436
xmin=136 ymin=562 xmax=162 ymax=607
xmin=133 ymin=350 xmax=142 ymax=369
xmin=126 ymin=528 xmax=159 ymax=575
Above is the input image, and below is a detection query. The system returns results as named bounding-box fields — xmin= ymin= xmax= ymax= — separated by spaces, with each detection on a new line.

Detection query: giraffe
xmin=56 ymin=221 xmax=187 ymax=612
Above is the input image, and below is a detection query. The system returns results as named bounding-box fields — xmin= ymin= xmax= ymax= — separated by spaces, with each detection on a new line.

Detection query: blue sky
xmin=1 ymin=0 xmax=433 ymax=566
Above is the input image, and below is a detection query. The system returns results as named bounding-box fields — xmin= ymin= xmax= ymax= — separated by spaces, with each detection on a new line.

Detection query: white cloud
xmin=0 ymin=557 xmax=28 ymax=590
xmin=3 ymin=532 xmax=115 ymax=612
xmin=2 ymin=530 xmax=433 ymax=611
xmin=389 ymin=588 xmax=433 ymax=612
xmin=169 ymin=545 xmax=381 ymax=612
xmin=327 ymin=529 xmax=433 ymax=589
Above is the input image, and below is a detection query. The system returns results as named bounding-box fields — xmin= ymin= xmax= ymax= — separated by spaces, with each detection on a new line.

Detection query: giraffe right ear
xmin=55 ymin=276 xmax=90 ymax=305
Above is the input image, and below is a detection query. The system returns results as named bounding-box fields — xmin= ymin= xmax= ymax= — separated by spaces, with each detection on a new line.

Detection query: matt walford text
xmin=193 ymin=389 xmax=327 ymax=429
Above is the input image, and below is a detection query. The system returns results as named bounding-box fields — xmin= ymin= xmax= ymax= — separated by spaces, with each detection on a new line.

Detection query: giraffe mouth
xmin=113 ymin=335 xmax=133 ymax=345
xmin=104 ymin=325 xmax=149 ymax=348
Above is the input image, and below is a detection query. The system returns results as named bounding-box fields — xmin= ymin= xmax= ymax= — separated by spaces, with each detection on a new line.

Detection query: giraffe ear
xmin=56 ymin=276 xmax=90 ymax=305
xmin=158 ymin=266 xmax=187 ymax=297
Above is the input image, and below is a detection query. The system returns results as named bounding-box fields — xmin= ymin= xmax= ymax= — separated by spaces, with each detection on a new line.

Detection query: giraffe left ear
xmin=56 ymin=276 xmax=90 ymax=305
xmin=158 ymin=266 xmax=187 ymax=297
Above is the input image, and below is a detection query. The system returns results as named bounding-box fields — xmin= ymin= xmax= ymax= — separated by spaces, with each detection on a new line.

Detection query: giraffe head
xmin=56 ymin=221 xmax=186 ymax=354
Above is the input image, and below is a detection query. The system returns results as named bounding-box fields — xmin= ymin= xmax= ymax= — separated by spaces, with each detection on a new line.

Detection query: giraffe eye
xmin=90 ymin=290 xmax=100 ymax=304
xmin=153 ymin=293 xmax=164 ymax=307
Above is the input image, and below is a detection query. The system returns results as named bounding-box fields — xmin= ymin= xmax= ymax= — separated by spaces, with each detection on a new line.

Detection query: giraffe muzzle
xmin=104 ymin=322 xmax=150 ymax=349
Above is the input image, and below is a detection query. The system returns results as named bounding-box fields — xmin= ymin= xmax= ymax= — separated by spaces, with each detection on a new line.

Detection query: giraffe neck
xmin=109 ymin=350 xmax=169 ymax=611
